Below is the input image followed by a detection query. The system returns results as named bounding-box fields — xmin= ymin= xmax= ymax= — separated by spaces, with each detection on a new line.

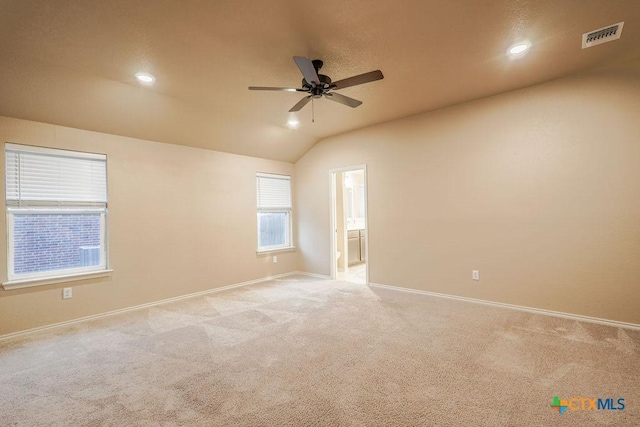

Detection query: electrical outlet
xmin=62 ymin=287 xmax=72 ymax=299
xmin=472 ymin=270 xmax=479 ymax=281
xmin=273 ymin=255 xmax=278 ymax=264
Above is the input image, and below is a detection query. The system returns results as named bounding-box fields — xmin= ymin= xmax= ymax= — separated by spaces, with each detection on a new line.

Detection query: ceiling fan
xmin=249 ymin=56 xmax=384 ymax=113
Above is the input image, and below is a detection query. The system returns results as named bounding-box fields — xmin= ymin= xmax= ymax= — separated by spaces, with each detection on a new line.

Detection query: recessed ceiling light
xmin=287 ymin=119 xmax=300 ymax=129
xmin=507 ymin=41 xmax=531 ymax=57
xmin=135 ymin=72 xmax=155 ymax=84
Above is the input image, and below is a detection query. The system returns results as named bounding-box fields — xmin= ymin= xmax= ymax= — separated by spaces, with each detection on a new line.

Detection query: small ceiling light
xmin=507 ymin=41 xmax=531 ymax=57
xmin=135 ymin=72 xmax=155 ymax=84
xmin=287 ymin=119 xmax=300 ymax=129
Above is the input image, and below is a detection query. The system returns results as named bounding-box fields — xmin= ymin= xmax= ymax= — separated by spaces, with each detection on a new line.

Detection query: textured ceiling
xmin=0 ymin=0 xmax=639 ymax=162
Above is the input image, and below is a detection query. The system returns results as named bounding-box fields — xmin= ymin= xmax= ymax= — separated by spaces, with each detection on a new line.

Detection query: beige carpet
xmin=1 ymin=275 xmax=638 ymax=426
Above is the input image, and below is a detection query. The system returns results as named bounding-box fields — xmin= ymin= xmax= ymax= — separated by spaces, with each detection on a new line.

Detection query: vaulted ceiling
xmin=1 ymin=0 xmax=639 ymax=162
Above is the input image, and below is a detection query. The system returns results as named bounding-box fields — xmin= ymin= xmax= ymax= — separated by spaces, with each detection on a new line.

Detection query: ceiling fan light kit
xmin=249 ymin=56 xmax=384 ymax=121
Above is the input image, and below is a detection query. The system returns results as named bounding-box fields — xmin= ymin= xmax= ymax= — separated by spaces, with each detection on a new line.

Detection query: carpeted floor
xmin=1 ymin=275 xmax=639 ymax=426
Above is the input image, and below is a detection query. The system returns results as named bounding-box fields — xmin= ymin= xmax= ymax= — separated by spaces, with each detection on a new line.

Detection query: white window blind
xmin=256 ymin=173 xmax=291 ymax=209
xmin=5 ymin=143 xmax=107 ymax=207
xmin=4 ymin=143 xmax=109 ymax=284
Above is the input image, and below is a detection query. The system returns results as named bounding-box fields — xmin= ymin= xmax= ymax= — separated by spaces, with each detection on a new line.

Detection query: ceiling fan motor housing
xmin=303 ymin=58 xmax=333 ymax=95
xmin=302 ymin=74 xmax=333 ymax=93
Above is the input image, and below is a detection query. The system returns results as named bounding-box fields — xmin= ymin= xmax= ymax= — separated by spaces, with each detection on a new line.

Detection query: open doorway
xmin=330 ymin=165 xmax=368 ymax=284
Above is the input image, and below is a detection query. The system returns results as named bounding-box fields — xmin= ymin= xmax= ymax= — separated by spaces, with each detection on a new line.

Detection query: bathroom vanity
xmin=347 ymin=229 xmax=366 ymax=265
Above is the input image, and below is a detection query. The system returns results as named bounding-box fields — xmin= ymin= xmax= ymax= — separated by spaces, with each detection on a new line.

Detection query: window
xmin=5 ymin=143 xmax=108 ymax=283
xmin=256 ymin=173 xmax=292 ymax=252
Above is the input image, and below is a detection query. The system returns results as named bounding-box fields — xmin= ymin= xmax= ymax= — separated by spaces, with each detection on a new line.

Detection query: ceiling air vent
xmin=582 ymin=21 xmax=624 ymax=49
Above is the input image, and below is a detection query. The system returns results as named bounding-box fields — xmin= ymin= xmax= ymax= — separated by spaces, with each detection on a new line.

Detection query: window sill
xmin=2 ymin=269 xmax=113 ymax=290
xmin=256 ymin=246 xmax=296 ymax=256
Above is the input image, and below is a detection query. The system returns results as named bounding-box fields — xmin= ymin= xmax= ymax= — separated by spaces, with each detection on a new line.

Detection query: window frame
xmin=256 ymin=172 xmax=294 ymax=254
xmin=3 ymin=143 xmax=111 ymax=289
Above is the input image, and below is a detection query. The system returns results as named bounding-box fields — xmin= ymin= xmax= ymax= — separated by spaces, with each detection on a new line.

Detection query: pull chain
xmin=312 ymin=98 xmax=315 ymax=123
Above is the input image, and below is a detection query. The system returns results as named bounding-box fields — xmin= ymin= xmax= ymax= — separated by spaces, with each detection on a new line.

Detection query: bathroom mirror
xmin=344 ymin=170 xmax=366 ymax=230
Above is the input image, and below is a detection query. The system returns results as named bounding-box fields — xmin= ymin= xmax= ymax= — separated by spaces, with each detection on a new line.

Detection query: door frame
xmin=329 ymin=164 xmax=369 ymax=284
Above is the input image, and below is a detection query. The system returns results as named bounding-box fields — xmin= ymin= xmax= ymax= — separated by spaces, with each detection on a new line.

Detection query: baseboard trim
xmin=0 ymin=271 xmax=318 ymax=342
xmin=368 ymin=282 xmax=640 ymax=331
xmin=291 ymin=271 xmax=332 ymax=280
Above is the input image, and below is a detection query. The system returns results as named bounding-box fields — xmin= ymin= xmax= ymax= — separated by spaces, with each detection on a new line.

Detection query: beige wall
xmin=0 ymin=117 xmax=296 ymax=336
xmin=295 ymin=61 xmax=640 ymax=324
xmin=1 ymin=60 xmax=638 ymax=336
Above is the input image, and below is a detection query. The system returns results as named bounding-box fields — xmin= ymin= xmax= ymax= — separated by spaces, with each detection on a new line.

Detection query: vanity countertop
xmin=347 ymin=218 xmax=366 ymax=231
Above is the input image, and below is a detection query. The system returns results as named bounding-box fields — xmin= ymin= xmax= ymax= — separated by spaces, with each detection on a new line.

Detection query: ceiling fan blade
xmin=289 ymin=96 xmax=312 ymax=112
xmin=324 ymin=92 xmax=362 ymax=108
xmin=331 ymin=70 xmax=384 ymax=90
xmin=248 ymin=86 xmax=305 ymax=92
xmin=293 ymin=56 xmax=320 ymax=85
